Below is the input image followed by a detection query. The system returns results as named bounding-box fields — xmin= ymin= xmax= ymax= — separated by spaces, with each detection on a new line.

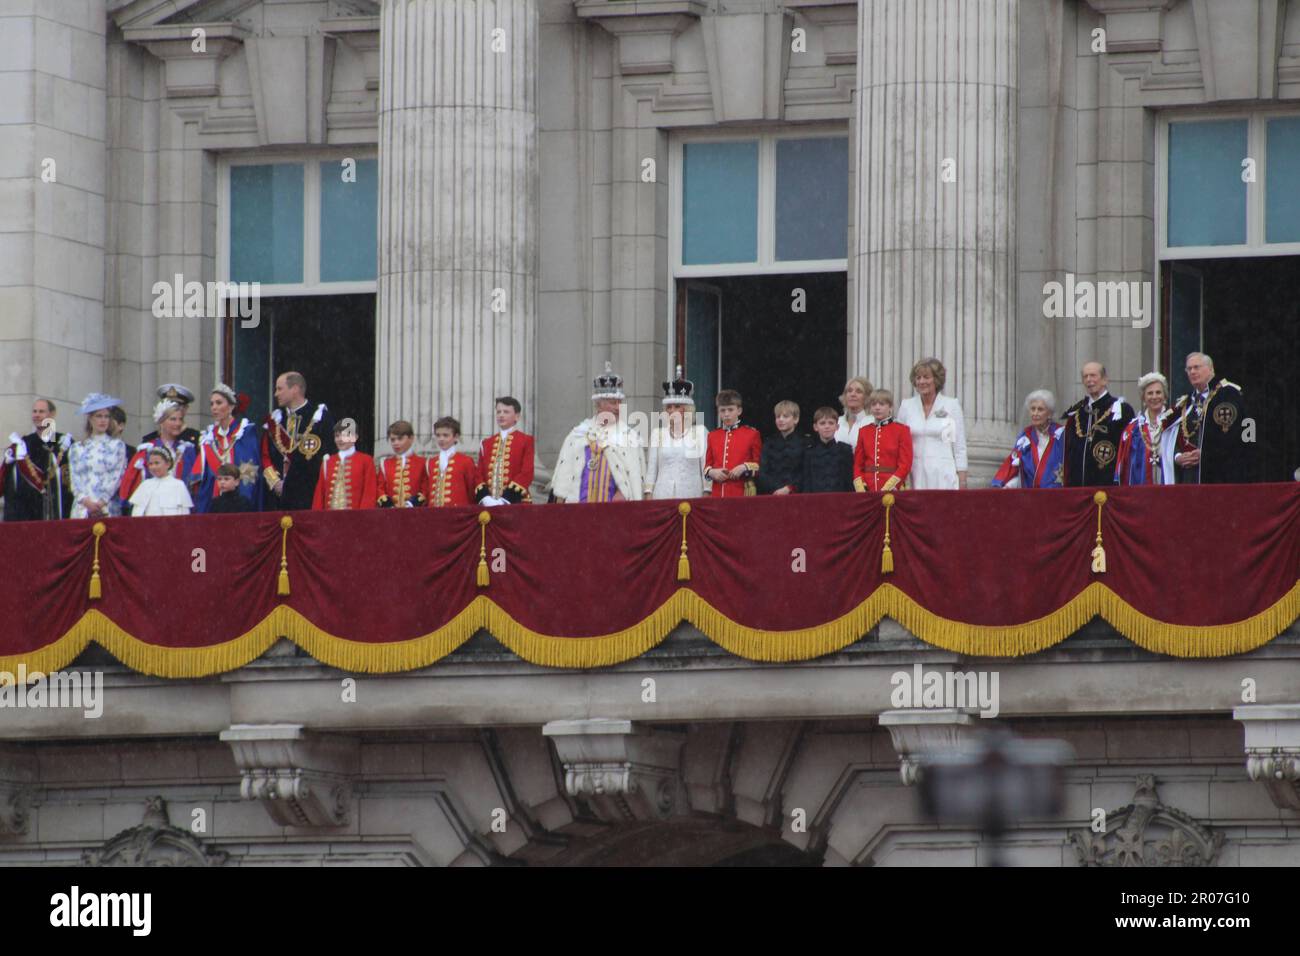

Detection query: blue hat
xmin=79 ymin=393 xmax=123 ymax=415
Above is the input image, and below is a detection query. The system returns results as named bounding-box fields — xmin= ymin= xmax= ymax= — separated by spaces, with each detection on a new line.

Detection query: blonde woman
xmin=69 ymin=393 xmax=128 ymax=519
xmin=834 ymin=375 xmax=874 ymax=449
xmin=896 ymin=357 xmax=968 ymax=489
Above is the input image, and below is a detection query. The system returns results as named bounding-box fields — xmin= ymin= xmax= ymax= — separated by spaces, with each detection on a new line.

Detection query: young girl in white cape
xmin=129 ymin=447 xmax=193 ymax=517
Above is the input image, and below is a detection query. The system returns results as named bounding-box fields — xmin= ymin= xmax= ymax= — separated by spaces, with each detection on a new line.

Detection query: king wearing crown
xmin=551 ymin=362 xmax=646 ymax=503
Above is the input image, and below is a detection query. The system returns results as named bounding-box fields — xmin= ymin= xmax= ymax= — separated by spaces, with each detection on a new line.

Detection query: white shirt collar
xmin=439 ymin=445 xmax=457 ymax=466
xmin=499 ymin=425 xmax=517 ymax=439
xmin=1087 ymin=390 xmax=1109 ymax=406
xmin=338 ymin=446 xmax=355 ymax=460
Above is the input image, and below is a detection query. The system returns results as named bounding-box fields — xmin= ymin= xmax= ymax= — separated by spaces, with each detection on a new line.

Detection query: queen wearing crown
xmin=551 ymin=362 xmax=646 ymax=503
xmin=644 ymin=367 xmax=708 ymax=500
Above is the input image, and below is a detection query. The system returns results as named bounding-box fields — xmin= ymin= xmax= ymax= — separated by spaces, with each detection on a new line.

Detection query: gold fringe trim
xmin=2 ymin=581 xmax=1296 ymax=677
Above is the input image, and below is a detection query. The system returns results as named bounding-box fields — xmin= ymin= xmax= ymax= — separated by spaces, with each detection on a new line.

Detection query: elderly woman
xmin=70 ymin=393 xmax=129 ymax=519
xmin=896 ymin=357 xmax=968 ymax=489
xmin=644 ymin=368 xmax=708 ymax=500
xmin=1115 ymin=372 xmax=1177 ymax=485
xmin=991 ymin=390 xmax=1065 ymax=488
xmin=834 ymin=375 xmax=874 ymax=449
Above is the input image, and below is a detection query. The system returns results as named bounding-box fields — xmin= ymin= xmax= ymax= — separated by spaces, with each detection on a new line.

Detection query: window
xmin=219 ymin=152 xmax=378 ymax=291
xmin=1160 ymin=113 xmax=1300 ymax=257
xmin=673 ymin=129 xmax=849 ymax=275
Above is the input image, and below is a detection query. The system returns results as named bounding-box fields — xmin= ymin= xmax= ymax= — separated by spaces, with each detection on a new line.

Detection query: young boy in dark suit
xmin=802 ymin=406 xmax=854 ymax=493
xmin=207 ymin=463 xmax=253 ymax=513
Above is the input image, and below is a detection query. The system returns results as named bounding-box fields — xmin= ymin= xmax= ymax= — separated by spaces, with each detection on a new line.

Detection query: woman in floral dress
xmin=70 ymin=393 xmax=128 ymax=519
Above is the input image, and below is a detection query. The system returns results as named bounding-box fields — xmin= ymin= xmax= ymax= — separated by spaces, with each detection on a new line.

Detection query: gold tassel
xmin=477 ymin=510 xmax=491 ymax=588
xmin=677 ymin=502 xmax=692 ymax=581
xmin=880 ymin=493 xmax=895 ymax=574
xmin=278 ymin=515 xmax=293 ymax=596
xmin=1090 ymin=491 xmax=1107 ymax=574
xmin=88 ymin=522 xmax=106 ymax=599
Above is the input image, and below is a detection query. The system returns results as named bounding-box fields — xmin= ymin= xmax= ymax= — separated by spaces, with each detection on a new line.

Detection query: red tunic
xmin=475 ymin=430 xmax=535 ymax=503
xmin=705 ymin=424 xmax=762 ymax=498
xmin=376 ymin=453 xmax=428 ymax=507
xmin=311 ymin=451 xmax=377 ymax=510
xmin=853 ymin=420 xmax=913 ymax=492
xmin=426 ymin=451 xmax=479 ymax=507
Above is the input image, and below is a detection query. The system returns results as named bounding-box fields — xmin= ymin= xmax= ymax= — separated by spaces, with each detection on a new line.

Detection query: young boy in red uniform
xmin=475 ymin=396 xmax=535 ymax=505
xmin=376 ymin=419 xmax=427 ymax=508
xmin=311 ymin=418 xmax=377 ymax=510
xmin=854 ymin=389 xmax=913 ymax=492
xmin=426 ymin=416 xmax=478 ymax=507
xmin=705 ymin=389 xmax=762 ymax=498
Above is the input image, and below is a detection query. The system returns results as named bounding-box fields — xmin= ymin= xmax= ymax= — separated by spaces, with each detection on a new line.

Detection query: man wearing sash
xmin=261 ymin=371 xmax=336 ymax=510
xmin=1172 ymin=352 xmax=1251 ymax=484
xmin=1 ymin=398 xmax=73 ymax=521
xmin=1061 ymin=362 xmax=1135 ymax=487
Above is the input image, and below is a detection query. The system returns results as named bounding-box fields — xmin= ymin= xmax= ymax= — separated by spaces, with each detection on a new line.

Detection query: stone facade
xmin=2 ymin=0 xmax=1300 ymax=865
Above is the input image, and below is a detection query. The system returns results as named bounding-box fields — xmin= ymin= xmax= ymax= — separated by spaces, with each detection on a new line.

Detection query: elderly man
xmin=1 ymin=397 xmax=73 ymax=520
xmin=1172 ymin=352 xmax=1251 ymax=484
xmin=551 ymin=362 xmax=645 ymax=503
xmin=1061 ymin=362 xmax=1135 ymax=487
xmin=260 ymin=370 xmax=337 ymax=510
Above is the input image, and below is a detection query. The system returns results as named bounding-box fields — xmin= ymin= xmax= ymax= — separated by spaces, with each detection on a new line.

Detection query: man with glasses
xmin=1172 ymin=352 xmax=1251 ymax=484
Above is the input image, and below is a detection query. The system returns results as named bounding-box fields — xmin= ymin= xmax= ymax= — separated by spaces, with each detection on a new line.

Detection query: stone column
xmin=376 ymin=0 xmax=538 ymax=452
xmin=853 ymin=0 xmax=1018 ymax=478
xmin=0 ymin=1 xmax=109 ymax=429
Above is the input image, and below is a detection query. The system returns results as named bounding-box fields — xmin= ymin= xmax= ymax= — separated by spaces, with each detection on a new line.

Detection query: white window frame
xmin=1157 ymin=109 xmax=1300 ymax=260
xmin=216 ymin=148 xmax=380 ymax=295
xmin=670 ymin=125 xmax=850 ymax=278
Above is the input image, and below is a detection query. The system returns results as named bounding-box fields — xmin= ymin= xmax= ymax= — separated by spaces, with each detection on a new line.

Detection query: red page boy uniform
xmin=853 ymin=417 xmax=913 ymax=492
xmin=311 ymin=420 xmax=377 ymax=510
xmin=475 ymin=428 xmax=535 ymax=504
xmin=376 ymin=452 xmax=427 ymax=508
xmin=427 ymin=446 xmax=478 ymax=507
xmin=705 ymin=423 xmax=762 ymax=498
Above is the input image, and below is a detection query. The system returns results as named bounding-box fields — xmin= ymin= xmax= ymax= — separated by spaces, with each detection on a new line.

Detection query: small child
xmin=311 ymin=418 xmax=377 ymax=510
xmin=854 ymin=388 xmax=913 ymax=492
xmin=376 ymin=419 xmax=427 ymax=508
xmin=208 ymin=462 xmax=253 ymax=513
xmin=426 ymin=416 xmax=479 ymax=507
xmin=802 ymin=407 xmax=854 ymax=494
xmin=757 ymin=400 xmax=805 ymax=495
xmin=129 ymin=447 xmax=194 ymax=516
xmin=705 ymin=389 xmax=762 ymax=498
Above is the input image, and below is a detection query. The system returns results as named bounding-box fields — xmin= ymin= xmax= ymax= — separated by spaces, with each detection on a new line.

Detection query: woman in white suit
xmin=896 ymin=357 xmax=968 ymax=489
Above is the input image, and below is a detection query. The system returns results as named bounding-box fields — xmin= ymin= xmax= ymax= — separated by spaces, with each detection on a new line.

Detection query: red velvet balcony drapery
xmin=1 ymin=484 xmax=1297 ymax=677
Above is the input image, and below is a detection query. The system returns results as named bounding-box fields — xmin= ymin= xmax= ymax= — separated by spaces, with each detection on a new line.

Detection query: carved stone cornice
xmin=1069 ymin=775 xmax=1223 ymax=867
xmin=784 ymin=0 xmax=857 ymax=65
xmin=878 ymin=708 xmax=981 ymax=786
xmin=575 ymin=1 xmax=707 ymax=76
xmin=543 ymin=718 xmax=686 ymax=823
xmin=322 ymin=16 xmax=381 ymax=91
xmin=219 ymin=724 xmax=358 ymax=828
xmin=121 ymin=22 xmax=250 ymax=98
xmin=1235 ymin=704 xmax=1300 ymax=810
xmin=85 ymin=797 xmax=227 ymax=867
xmin=1083 ymin=1 xmax=1176 ymax=54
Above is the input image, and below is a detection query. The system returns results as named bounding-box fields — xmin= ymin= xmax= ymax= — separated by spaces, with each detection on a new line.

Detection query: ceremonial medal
xmin=299 ymin=434 xmax=322 ymax=459
xmin=1092 ymin=440 xmax=1116 ymax=468
xmin=1213 ymin=402 xmax=1237 ymax=432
